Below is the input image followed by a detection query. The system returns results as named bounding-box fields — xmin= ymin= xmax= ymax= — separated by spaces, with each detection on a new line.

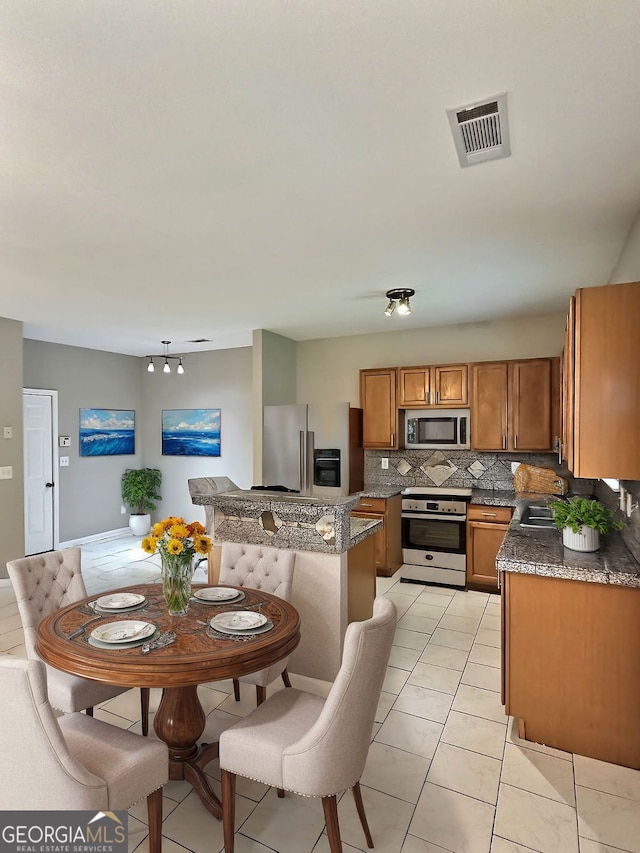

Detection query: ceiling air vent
xmin=447 ymin=92 xmax=510 ymax=168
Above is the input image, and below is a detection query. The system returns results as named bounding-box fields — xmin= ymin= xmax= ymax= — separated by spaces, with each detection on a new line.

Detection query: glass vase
xmin=160 ymin=551 xmax=195 ymax=615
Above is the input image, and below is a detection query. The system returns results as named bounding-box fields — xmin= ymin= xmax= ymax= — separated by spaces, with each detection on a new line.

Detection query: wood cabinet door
xmin=562 ymin=296 xmax=575 ymax=469
xmin=510 ymin=358 xmax=554 ymax=451
xmin=360 ymin=369 xmax=398 ymax=448
xmin=433 ymin=364 xmax=468 ymax=406
xmin=466 ymin=521 xmax=508 ymax=589
xmin=351 ymin=511 xmax=385 ymax=570
xmin=471 ymin=362 xmax=508 ymax=450
xmin=398 ymin=367 xmax=430 ymax=407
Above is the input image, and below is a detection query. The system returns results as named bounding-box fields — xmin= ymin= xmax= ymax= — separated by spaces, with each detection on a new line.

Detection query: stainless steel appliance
xmin=405 ymin=409 xmax=470 ymax=450
xmin=400 ymin=486 xmax=472 ymax=588
xmin=262 ymin=404 xmax=362 ymax=496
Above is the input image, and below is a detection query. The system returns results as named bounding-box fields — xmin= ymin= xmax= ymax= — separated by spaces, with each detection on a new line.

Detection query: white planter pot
xmin=562 ymin=525 xmax=600 ymax=552
xmin=129 ymin=514 xmax=151 ymax=537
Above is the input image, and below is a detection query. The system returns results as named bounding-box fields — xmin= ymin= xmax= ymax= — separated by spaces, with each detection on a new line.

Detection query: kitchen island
xmin=192 ymin=488 xmax=382 ymax=681
xmin=497 ymin=498 xmax=640 ymax=770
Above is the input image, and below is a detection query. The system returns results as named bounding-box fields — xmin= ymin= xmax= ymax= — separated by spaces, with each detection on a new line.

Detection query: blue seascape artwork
xmin=79 ymin=408 xmax=135 ymax=457
xmin=162 ymin=409 xmax=221 ymax=457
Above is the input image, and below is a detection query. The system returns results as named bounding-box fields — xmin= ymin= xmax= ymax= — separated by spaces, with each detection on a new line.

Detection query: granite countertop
xmin=350 ymin=516 xmax=383 ymax=546
xmin=471 ymin=489 xmax=517 ymax=507
xmin=356 ymin=485 xmax=404 ymax=500
xmin=497 ymin=497 xmax=640 ymax=588
xmin=193 ymin=489 xmax=360 ymax=508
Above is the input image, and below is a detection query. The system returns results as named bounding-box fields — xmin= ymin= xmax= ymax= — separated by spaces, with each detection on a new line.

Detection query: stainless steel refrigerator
xmin=262 ymin=403 xmax=363 ymax=496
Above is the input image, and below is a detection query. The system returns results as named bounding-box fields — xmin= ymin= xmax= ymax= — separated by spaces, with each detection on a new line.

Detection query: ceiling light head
xmin=145 ymin=340 xmax=185 ymax=375
xmin=384 ymin=288 xmax=415 ymax=317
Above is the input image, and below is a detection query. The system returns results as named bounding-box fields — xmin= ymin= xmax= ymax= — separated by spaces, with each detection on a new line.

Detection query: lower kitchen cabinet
xmin=351 ymin=494 xmax=402 ymax=577
xmin=466 ymin=505 xmax=512 ymax=591
xmin=502 ymin=571 xmax=640 ymax=770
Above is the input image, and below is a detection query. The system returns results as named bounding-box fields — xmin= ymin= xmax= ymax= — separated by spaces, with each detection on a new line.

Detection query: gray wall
xmin=23 ymin=340 xmax=142 ymax=541
xmin=0 ymin=318 xmax=25 ymax=576
xmin=141 ymin=346 xmax=253 ymax=526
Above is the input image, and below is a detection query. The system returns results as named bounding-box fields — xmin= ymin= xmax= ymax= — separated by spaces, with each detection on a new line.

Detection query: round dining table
xmin=36 ymin=582 xmax=301 ymax=819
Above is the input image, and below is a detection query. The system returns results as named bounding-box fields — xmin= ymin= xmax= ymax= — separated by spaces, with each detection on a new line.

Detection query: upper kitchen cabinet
xmin=565 ymin=281 xmax=640 ymax=479
xmin=471 ymin=357 xmax=560 ymax=452
xmin=398 ymin=364 xmax=468 ymax=408
xmin=359 ymin=368 xmax=403 ymax=449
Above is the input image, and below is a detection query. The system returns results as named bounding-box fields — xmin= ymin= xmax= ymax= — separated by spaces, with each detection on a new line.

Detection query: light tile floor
xmin=2 ymin=533 xmax=640 ymax=853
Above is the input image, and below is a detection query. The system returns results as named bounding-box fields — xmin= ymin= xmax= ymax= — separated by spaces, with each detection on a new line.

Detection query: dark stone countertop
xmin=497 ymin=497 xmax=640 ymax=588
xmin=356 ymin=485 xmax=404 ymax=500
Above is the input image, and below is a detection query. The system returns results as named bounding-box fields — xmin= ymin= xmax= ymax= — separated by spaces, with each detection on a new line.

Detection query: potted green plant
xmin=121 ymin=468 xmax=162 ymax=536
xmin=548 ymin=496 xmax=623 ymax=552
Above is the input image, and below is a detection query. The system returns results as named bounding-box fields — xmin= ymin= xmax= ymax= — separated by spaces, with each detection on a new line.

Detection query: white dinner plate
xmin=210 ymin=611 xmax=268 ymax=632
xmin=95 ymin=593 xmax=146 ymax=611
xmin=209 ymin=618 xmax=274 ymax=636
xmin=88 ymin=630 xmax=159 ymax=650
xmin=194 ymin=587 xmax=244 ymax=603
xmin=90 ymin=620 xmax=156 ymax=644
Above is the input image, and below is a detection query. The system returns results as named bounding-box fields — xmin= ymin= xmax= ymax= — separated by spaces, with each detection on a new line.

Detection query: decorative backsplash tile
xmin=366 ymin=449 xmax=579 ymax=492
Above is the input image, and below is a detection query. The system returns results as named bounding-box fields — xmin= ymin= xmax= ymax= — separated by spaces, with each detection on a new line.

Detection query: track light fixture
xmin=145 ymin=340 xmax=185 ymax=375
xmin=384 ymin=288 xmax=415 ymax=317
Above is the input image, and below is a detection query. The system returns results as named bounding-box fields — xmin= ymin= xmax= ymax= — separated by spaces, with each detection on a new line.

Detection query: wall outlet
xmin=619 ymin=486 xmax=627 ymax=511
xmin=626 ymin=491 xmax=635 ymax=517
xmin=121 ymin=505 xmax=127 ymax=515
xmin=3 ymin=426 xmax=12 ymax=439
xmin=381 ymin=457 xmax=389 ymax=469
xmin=59 ymin=456 xmax=69 ymax=467
xmin=0 ymin=466 xmax=12 ymax=479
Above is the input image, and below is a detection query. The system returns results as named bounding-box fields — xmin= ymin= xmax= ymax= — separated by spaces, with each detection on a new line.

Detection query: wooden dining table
xmin=36 ymin=582 xmax=301 ymax=818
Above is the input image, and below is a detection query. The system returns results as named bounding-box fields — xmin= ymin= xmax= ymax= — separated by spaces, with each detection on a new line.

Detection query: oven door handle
xmin=401 ymin=512 xmax=467 ymax=521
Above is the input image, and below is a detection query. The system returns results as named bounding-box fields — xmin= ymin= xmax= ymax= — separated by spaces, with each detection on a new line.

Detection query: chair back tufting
xmin=219 ymin=543 xmax=295 ymax=601
xmin=7 ymin=548 xmax=86 ymax=659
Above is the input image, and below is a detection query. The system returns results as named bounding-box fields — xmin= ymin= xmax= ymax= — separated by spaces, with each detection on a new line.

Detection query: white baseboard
xmin=59 ymin=527 xmax=132 ymax=549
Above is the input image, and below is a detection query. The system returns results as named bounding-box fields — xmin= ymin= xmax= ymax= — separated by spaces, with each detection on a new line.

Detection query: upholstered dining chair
xmin=0 ymin=655 xmax=167 ymax=853
xmin=7 ymin=547 xmax=150 ymax=734
xmin=219 ymin=542 xmax=296 ymax=706
xmin=219 ymin=596 xmax=397 ymax=853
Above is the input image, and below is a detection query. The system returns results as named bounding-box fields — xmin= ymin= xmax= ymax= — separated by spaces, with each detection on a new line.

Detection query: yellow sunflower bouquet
xmin=142 ymin=517 xmax=212 ymax=614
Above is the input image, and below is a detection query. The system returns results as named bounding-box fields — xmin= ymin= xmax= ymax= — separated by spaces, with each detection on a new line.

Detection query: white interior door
xmin=23 ymin=392 xmax=55 ymax=555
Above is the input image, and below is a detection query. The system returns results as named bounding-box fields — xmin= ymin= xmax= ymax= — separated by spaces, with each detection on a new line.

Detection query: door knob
xmin=45 ymin=482 xmax=54 ymax=488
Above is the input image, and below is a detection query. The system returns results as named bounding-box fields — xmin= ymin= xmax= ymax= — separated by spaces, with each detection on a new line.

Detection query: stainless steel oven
xmin=400 ymin=487 xmax=471 ymax=588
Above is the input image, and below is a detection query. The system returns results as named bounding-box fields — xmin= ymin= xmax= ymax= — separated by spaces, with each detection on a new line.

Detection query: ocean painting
xmin=79 ymin=408 xmax=135 ymax=457
xmin=162 ymin=409 xmax=221 ymax=457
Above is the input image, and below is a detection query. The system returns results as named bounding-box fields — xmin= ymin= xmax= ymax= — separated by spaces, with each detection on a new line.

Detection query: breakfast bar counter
xmin=193 ymin=488 xmax=382 ymax=681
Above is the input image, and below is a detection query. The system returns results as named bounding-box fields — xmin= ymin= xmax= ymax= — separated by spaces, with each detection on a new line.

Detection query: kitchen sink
xmin=520 ymin=505 xmax=556 ymax=529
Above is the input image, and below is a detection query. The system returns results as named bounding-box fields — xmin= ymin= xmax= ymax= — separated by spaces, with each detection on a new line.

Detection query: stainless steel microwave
xmin=405 ymin=409 xmax=470 ymax=450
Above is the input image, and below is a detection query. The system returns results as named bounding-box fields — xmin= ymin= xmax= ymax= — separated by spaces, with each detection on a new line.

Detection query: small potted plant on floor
xmin=549 ymin=496 xmax=623 ymax=552
xmin=121 ymin=468 xmax=162 ymax=536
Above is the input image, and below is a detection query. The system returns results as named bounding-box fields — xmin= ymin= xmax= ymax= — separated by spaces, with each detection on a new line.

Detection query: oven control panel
xmin=402 ymin=498 xmax=468 ymax=515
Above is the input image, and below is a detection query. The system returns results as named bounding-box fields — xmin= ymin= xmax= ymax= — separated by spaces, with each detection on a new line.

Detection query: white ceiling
xmin=2 ymin=1 xmax=640 ymax=356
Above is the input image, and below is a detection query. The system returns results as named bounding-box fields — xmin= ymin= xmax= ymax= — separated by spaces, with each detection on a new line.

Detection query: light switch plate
xmin=0 ymin=466 xmax=13 ymax=479
xmin=59 ymin=435 xmax=71 ymax=447
xmin=3 ymin=427 xmax=12 ymax=439
xmin=59 ymin=456 xmax=70 ymax=467
xmin=381 ymin=458 xmax=389 ymax=469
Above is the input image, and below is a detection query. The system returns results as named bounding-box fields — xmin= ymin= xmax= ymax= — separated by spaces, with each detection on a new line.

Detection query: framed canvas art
xmin=79 ymin=408 xmax=135 ymax=456
xmin=162 ymin=409 xmax=221 ymax=456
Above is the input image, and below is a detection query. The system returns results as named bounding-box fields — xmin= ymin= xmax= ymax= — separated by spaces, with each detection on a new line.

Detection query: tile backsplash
xmin=364 ymin=449 xmax=588 ymax=493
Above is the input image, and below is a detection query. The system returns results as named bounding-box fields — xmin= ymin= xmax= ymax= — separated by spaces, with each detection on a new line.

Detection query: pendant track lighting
xmin=145 ymin=341 xmax=185 ymax=375
xmin=384 ymin=288 xmax=415 ymax=317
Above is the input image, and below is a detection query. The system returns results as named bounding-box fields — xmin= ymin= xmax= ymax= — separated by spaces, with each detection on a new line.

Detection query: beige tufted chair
xmin=219 ymin=596 xmax=397 ymax=853
xmin=0 ymin=656 xmax=167 ymax=853
xmin=7 ymin=547 xmax=150 ymax=733
xmin=219 ymin=543 xmax=296 ymax=706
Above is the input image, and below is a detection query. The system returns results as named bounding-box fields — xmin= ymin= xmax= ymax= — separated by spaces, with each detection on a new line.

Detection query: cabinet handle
xmin=555 ymin=435 xmax=562 ymax=464
xmin=435 ymin=391 xmax=439 ymax=404
xmin=502 ymin=435 xmax=507 ymax=450
xmin=360 ymin=502 xmax=373 ymax=507
xmin=481 ymin=512 xmax=497 ymax=517
xmin=514 ymin=435 xmax=518 ymax=449
xmin=390 ymin=433 xmax=394 ymax=447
